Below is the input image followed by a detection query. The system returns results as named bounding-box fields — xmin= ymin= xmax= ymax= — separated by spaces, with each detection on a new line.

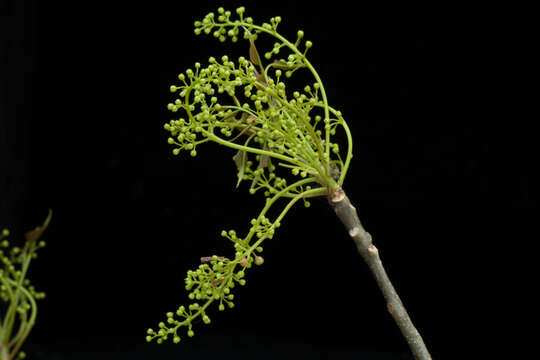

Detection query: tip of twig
xmin=329 ymin=186 xmax=345 ymax=203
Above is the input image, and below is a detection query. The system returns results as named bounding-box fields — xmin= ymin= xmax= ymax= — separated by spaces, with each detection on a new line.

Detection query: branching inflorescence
xmin=147 ymin=7 xmax=353 ymax=344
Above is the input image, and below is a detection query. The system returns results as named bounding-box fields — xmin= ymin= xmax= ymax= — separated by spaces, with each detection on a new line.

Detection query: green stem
xmin=0 ymin=275 xmax=16 ymax=344
xmin=248 ymin=186 xmax=325 ymax=253
xmin=338 ymin=119 xmax=353 ymax=186
xmin=6 ymin=279 xmax=37 ymax=358
xmin=2 ymin=242 xmax=33 ymax=344
xmin=205 ymin=131 xmax=304 ymax=168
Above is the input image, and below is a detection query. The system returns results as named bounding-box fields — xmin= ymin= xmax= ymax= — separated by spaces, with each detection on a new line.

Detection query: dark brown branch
xmin=328 ymin=187 xmax=432 ymax=360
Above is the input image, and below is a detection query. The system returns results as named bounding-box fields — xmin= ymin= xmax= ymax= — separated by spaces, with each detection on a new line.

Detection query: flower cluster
xmin=1 ymin=210 xmax=50 ymax=360
xmin=0 ymin=238 xmax=46 ymax=303
xmin=147 ymin=204 xmax=286 ymax=344
xmin=164 ymin=7 xmax=352 ymax=195
xmin=150 ymin=7 xmax=354 ymax=344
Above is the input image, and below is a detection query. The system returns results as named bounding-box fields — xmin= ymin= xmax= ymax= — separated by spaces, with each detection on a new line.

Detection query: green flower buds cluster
xmin=1 ymin=210 xmax=51 ymax=359
xmin=0 ymin=238 xmax=46 ymax=303
xmin=146 ymin=255 xmax=244 ymax=344
xmin=164 ymin=7 xmax=353 ymax=193
xmin=151 ymin=7 xmax=354 ymax=344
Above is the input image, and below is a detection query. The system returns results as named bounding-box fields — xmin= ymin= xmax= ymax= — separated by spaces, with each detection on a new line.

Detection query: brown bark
xmin=328 ymin=186 xmax=432 ymax=360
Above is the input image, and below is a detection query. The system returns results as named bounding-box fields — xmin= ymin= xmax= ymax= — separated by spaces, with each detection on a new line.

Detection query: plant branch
xmin=328 ymin=187 xmax=431 ymax=360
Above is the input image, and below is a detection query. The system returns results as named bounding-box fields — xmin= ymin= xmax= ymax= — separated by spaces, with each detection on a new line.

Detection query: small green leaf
xmin=247 ymin=32 xmax=261 ymax=66
xmin=233 ymin=150 xmax=247 ymax=188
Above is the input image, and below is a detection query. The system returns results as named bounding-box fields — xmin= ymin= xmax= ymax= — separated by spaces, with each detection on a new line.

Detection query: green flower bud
xmin=146 ymin=335 xmax=152 ymax=342
xmin=172 ymin=148 xmax=180 ymax=155
xmin=297 ymin=30 xmax=304 ymax=38
xmin=188 ymin=329 xmax=195 ymax=337
xmin=219 ymin=303 xmax=225 ymax=311
xmin=236 ymin=7 xmax=245 ymax=15
xmin=305 ymin=40 xmax=313 ymax=48
xmin=173 ymin=336 xmax=181 ymax=344
xmin=203 ymin=315 xmax=211 ymax=324
xmin=1 ymin=229 xmax=8 ymax=237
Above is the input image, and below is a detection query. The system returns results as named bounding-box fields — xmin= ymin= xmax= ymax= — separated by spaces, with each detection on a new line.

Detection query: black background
xmin=0 ymin=1 xmax=529 ymax=359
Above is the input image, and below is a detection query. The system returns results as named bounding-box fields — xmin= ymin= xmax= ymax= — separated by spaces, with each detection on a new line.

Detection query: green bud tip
xmin=146 ymin=336 xmax=152 ymax=342
xmin=173 ymin=336 xmax=181 ymax=344
xmin=188 ymin=329 xmax=195 ymax=337
xmin=172 ymin=148 xmax=180 ymax=155
xmin=1 ymin=229 xmax=8 ymax=237
xmin=305 ymin=41 xmax=313 ymax=48
xmin=219 ymin=303 xmax=225 ymax=311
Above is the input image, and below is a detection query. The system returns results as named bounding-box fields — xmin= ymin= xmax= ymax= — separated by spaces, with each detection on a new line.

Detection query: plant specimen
xmin=147 ymin=7 xmax=431 ymax=359
xmin=0 ymin=210 xmax=50 ymax=360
